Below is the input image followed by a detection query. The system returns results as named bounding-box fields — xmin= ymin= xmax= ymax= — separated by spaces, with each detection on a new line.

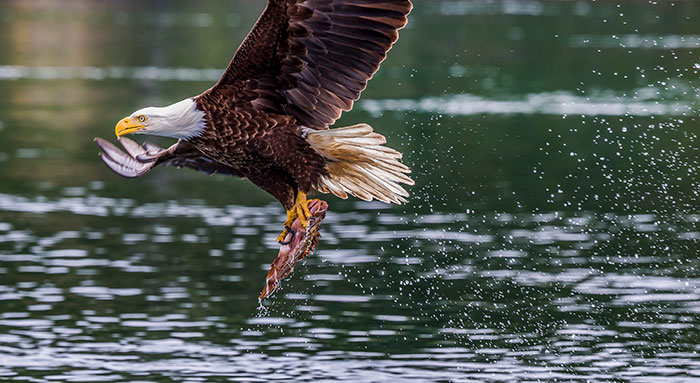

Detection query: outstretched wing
xmin=202 ymin=0 xmax=412 ymax=129
xmin=95 ymin=137 xmax=243 ymax=178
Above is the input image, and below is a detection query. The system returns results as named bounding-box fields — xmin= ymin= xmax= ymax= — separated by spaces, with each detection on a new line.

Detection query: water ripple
xmin=361 ymin=90 xmax=697 ymax=117
xmin=0 ymin=198 xmax=698 ymax=380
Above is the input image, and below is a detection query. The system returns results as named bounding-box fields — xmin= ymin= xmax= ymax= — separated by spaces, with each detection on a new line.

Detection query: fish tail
xmin=304 ymin=124 xmax=414 ymax=204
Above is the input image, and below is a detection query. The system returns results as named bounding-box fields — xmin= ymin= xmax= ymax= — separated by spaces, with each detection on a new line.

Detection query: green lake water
xmin=0 ymin=1 xmax=698 ymax=381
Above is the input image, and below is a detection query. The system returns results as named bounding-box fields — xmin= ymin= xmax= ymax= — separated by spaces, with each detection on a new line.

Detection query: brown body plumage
xmin=98 ymin=0 xmax=414 ymax=225
xmin=189 ymin=0 xmax=413 ymax=209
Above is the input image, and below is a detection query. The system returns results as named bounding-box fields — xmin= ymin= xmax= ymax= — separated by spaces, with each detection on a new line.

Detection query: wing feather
xmin=94 ymin=138 xmax=244 ymax=178
xmin=202 ymin=0 xmax=412 ymax=129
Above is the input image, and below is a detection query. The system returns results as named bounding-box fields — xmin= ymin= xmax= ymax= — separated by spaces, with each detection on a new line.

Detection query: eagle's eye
xmin=138 ymin=115 xmax=147 ymax=122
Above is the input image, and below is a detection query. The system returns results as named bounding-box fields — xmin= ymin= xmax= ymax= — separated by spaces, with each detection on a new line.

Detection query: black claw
xmin=278 ymin=225 xmax=295 ymax=245
xmin=135 ymin=153 xmax=158 ymax=163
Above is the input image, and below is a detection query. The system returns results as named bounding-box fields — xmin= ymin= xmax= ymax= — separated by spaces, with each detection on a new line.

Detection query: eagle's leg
xmin=276 ymin=191 xmax=321 ymax=243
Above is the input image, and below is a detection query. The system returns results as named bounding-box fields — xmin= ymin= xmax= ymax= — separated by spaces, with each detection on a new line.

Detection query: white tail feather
xmin=305 ymin=124 xmax=414 ymax=204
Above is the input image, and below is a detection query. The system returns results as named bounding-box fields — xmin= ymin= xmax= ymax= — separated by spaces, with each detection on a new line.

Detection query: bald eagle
xmin=95 ymin=0 xmax=414 ymax=244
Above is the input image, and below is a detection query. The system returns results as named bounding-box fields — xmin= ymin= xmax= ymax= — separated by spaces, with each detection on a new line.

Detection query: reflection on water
xmin=362 ymin=89 xmax=698 ymax=117
xmin=0 ymin=0 xmax=699 ymax=381
xmin=0 ymin=196 xmax=698 ymax=380
xmin=570 ymin=34 xmax=700 ymax=49
xmin=0 ymin=65 xmax=225 ymax=82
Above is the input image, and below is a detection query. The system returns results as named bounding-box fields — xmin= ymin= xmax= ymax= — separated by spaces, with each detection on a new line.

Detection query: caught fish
xmin=259 ymin=199 xmax=328 ymax=299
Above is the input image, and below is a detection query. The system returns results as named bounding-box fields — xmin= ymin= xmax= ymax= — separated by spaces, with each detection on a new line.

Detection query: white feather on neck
xmin=132 ymin=98 xmax=206 ymax=140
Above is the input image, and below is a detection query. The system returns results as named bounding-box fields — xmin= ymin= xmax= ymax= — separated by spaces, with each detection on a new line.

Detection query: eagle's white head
xmin=115 ymin=98 xmax=206 ymax=140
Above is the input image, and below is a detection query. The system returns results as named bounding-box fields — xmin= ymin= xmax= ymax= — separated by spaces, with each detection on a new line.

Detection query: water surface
xmin=0 ymin=1 xmax=699 ymax=381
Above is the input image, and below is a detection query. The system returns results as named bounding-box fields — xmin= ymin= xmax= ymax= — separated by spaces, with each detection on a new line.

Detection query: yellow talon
xmin=296 ymin=203 xmax=310 ymax=227
xmin=276 ymin=192 xmax=321 ymax=243
xmin=276 ymin=210 xmax=296 ymax=243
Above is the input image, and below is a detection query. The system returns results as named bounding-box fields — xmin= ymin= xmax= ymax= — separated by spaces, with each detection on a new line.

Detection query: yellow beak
xmin=115 ymin=117 xmax=146 ymax=137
